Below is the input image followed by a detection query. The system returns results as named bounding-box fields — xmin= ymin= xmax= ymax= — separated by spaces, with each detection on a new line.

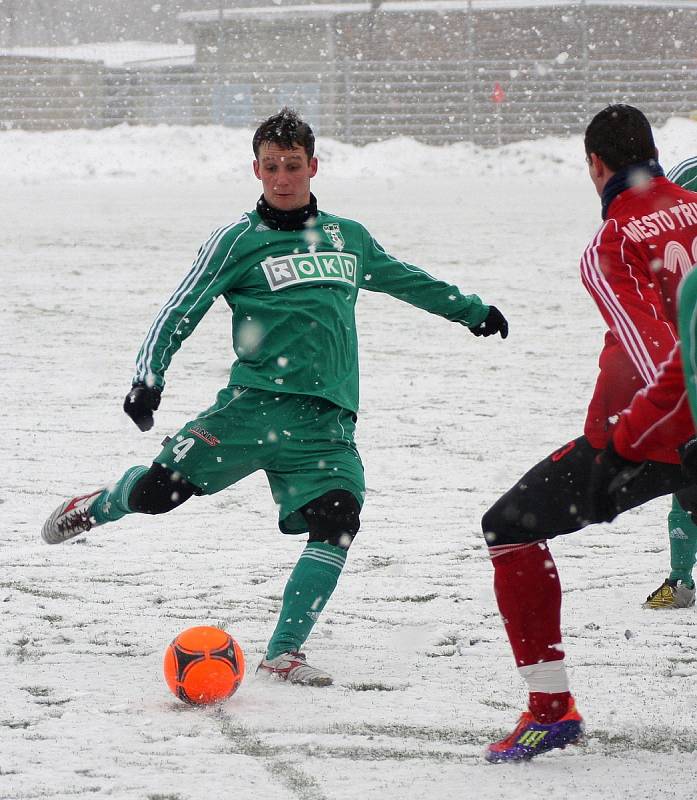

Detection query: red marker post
xmin=491 ymin=81 xmax=506 ymax=104
xmin=490 ymin=82 xmax=506 ymax=147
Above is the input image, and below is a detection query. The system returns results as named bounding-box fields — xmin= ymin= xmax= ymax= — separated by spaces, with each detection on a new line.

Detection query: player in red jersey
xmin=482 ymin=106 xmax=697 ymax=762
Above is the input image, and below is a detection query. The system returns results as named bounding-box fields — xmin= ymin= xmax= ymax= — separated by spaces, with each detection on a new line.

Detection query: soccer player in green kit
xmin=41 ymin=108 xmax=509 ymax=685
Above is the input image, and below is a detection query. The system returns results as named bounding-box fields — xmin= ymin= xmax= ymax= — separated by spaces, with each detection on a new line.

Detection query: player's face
xmin=253 ymin=143 xmax=318 ymax=211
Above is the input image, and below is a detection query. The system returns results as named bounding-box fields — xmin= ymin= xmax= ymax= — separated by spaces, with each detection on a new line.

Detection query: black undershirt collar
xmin=256 ymin=193 xmax=318 ymax=231
xmin=601 ymin=160 xmax=665 ymax=220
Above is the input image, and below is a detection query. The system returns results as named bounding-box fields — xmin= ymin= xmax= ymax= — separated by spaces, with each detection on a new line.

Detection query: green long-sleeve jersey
xmin=133 ymin=207 xmax=489 ymax=413
xmin=667 ymin=157 xmax=697 ymax=191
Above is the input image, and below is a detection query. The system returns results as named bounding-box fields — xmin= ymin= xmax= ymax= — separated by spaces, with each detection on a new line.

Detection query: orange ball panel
xmin=180 ymin=659 xmax=239 ymax=705
xmin=174 ymin=625 xmax=231 ymax=653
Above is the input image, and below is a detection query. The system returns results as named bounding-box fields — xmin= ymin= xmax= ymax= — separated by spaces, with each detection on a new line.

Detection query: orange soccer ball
xmin=163 ymin=626 xmax=245 ymax=705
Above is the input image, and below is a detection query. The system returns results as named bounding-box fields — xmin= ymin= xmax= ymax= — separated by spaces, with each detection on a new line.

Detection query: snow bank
xmin=3 ymin=115 xmax=695 ymax=183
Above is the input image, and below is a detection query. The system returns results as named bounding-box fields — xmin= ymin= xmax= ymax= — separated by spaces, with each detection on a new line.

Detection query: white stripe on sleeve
xmin=580 ymin=220 xmax=675 ymax=386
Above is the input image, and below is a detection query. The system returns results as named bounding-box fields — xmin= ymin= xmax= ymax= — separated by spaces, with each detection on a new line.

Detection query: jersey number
xmin=664 ymin=235 xmax=697 ymax=276
xmin=172 ymin=437 xmax=195 ymax=463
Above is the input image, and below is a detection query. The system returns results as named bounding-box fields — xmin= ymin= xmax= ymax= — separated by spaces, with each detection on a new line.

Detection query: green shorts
xmin=155 ymin=386 xmax=365 ymax=534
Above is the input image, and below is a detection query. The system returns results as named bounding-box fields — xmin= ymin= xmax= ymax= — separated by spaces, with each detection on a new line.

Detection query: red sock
xmin=529 ymin=691 xmax=571 ymax=723
xmin=491 ymin=540 xmax=563 ymax=667
xmin=491 ymin=541 xmax=568 ymax=716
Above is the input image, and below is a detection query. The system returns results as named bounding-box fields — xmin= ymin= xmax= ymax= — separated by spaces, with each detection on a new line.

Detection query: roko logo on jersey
xmin=261 ymin=252 xmax=357 ymax=291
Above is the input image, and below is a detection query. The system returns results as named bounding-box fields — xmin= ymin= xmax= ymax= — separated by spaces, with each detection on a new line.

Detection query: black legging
xmin=482 ymin=435 xmax=697 ymax=547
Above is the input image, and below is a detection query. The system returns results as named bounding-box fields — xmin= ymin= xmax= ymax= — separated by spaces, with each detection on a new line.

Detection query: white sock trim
xmin=518 ymin=660 xmax=569 ymax=694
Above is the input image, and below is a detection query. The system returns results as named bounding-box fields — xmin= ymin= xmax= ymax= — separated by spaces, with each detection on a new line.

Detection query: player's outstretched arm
xmin=125 ymin=218 xmax=250 ymax=431
xmin=132 ymin=218 xmax=251 ymax=395
xmin=359 ymin=227 xmax=509 ymax=339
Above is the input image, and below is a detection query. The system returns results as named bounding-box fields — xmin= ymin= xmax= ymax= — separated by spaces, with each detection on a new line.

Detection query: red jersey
xmin=581 ymin=176 xmax=697 ymax=463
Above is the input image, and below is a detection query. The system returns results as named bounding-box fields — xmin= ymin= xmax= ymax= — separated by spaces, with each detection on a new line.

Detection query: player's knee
xmin=302 ymin=490 xmax=361 ymax=550
xmin=481 ymin=501 xmax=529 ymax=548
xmin=674 ymin=485 xmax=697 ymax=517
xmin=481 ymin=505 xmax=502 ymax=547
xmin=129 ymin=463 xmax=200 ymax=515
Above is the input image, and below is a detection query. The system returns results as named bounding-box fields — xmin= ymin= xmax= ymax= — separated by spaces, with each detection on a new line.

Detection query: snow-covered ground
xmin=2 ymin=119 xmax=697 ymax=799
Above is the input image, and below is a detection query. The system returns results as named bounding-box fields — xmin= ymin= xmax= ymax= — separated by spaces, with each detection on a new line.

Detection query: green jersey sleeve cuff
xmin=460 ymin=302 xmax=489 ymax=329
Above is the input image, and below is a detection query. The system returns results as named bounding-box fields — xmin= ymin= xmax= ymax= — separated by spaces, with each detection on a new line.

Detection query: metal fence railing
xmin=2 ymin=57 xmax=697 ymax=144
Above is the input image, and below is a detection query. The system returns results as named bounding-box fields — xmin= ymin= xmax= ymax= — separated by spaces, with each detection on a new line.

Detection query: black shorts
xmin=482 ymin=435 xmax=697 ymax=547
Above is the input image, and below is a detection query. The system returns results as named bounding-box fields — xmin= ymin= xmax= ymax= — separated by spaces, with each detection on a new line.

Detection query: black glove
xmin=679 ymin=436 xmax=697 ymax=482
xmin=123 ymin=383 xmax=161 ymax=432
xmin=469 ymin=305 xmax=508 ymax=339
xmin=587 ymin=440 xmax=646 ymax=523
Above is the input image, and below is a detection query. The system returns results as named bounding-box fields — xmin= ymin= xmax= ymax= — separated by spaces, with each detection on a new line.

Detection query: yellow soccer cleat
xmin=643 ymin=579 xmax=696 ymax=609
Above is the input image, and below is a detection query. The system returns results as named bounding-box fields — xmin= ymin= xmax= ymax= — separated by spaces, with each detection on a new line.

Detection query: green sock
xmin=91 ymin=466 xmax=149 ymax=525
xmin=668 ymin=495 xmax=697 ymax=588
xmin=265 ymin=541 xmax=347 ymax=660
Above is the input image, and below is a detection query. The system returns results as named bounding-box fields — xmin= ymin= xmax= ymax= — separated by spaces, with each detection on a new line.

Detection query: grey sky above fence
xmin=2 ymin=0 xmax=361 ymax=47
xmin=4 ymin=0 xmax=697 ymax=48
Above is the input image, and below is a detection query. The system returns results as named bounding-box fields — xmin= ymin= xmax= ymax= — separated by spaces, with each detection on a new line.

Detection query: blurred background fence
xmin=1 ymin=1 xmax=697 ymax=145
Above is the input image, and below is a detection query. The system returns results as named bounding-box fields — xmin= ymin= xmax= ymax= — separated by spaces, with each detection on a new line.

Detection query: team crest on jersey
xmin=261 ymin=252 xmax=357 ymax=291
xmin=323 ymin=223 xmax=345 ymax=251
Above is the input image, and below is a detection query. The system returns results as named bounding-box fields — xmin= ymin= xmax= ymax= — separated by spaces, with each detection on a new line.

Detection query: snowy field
xmin=3 ymin=118 xmax=697 ymax=799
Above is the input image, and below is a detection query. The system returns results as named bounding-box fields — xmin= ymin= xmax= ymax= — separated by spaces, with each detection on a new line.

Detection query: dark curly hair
xmin=253 ymin=107 xmax=315 ymax=161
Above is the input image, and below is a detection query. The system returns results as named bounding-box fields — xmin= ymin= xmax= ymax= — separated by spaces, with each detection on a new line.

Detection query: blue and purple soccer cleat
xmin=485 ymin=699 xmax=584 ymax=763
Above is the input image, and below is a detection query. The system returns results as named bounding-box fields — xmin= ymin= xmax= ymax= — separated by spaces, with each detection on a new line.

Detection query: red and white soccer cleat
xmin=256 ymin=651 xmax=333 ymax=686
xmin=485 ymin=698 xmax=584 ymax=763
xmin=41 ymin=489 xmax=104 ymax=545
